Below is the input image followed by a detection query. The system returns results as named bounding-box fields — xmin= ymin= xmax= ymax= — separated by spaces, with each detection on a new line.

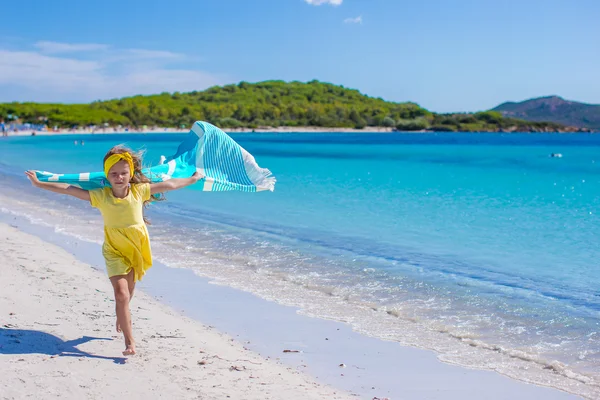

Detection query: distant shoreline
xmin=4 ymin=126 xmax=395 ymax=136
xmin=2 ymin=125 xmax=596 ymax=137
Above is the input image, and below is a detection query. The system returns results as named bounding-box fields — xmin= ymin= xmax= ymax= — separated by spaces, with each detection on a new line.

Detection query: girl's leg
xmin=115 ymin=270 xmax=136 ymax=333
xmin=110 ymin=269 xmax=136 ymax=356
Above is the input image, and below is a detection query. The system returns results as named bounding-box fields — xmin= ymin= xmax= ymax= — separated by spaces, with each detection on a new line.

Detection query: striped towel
xmin=35 ymin=121 xmax=276 ymax=192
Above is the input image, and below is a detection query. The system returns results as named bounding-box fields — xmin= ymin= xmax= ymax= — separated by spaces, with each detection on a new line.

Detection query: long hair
xmin=103 ymin=145 xmax=164 ymax=224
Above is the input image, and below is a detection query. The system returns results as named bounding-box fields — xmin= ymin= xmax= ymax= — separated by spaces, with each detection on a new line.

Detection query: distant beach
xmin=2 ymin=125 xmax=396 ymax=136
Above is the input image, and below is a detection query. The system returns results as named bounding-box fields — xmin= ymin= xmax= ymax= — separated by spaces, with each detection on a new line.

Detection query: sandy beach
xmin=3 ymin=125 xmax=395 ymax=137
xmin=0 ymin=223 xmax=352 ymax=400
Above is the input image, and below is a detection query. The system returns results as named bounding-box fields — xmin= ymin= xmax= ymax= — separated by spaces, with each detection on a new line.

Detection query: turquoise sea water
xmin=1 ymin=132 xmax=599 ymax=397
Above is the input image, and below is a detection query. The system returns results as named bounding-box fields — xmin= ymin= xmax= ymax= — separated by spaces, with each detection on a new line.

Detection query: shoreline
xmin=4 ymin=126 xmax=395 ymax=136
xmin=4 ymin=126 xmax=597 ymax=137
xmin=0 ymin=210 xmax=584 ymax=400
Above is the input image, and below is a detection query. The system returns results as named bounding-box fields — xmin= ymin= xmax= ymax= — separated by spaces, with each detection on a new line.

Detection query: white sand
xmin=0 ymin=223 xmax=352 ymax=400
xmin=4 ymin=125 xmax=394 ymax=136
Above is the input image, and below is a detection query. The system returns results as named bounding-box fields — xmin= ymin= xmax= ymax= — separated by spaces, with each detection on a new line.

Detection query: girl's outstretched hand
xmin=150 ymin=172 xmax=205 ymax=195
xmin=191 ymin=171 xmax=205 ymax=182
xmin=25 ymin=170 xmax=41 ymax=187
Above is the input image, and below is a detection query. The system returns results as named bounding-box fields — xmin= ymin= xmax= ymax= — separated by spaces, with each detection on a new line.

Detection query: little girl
xmin=26 ymin=145 xmax=202 ymax=356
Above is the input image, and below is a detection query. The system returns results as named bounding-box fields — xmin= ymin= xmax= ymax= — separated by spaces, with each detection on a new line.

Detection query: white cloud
xmin=124 ymin=49 xmax=184 ymax=60
xmin=344 ymin=16 xmax=362 ymax=24
xmin=102 ymin=48 xmax=188 ymax=66
xmin=35 ymin=41 xmax=110 ymax=54
xmin=304 ymin=0 xmax=342 ymax=6
xmin=0 ymin=50 xmax=102 ymax=91
xmin=0 ymin=44 xmax=226 ymax=102
xmin=34 ymin=41 xmax=183 ymax=61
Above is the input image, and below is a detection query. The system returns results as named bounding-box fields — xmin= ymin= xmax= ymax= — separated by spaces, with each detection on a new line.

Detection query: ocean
xmin=1 ymin=131 xmax=599 ymax=398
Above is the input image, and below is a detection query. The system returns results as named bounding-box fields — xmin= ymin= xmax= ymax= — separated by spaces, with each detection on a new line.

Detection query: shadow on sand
xmin=0 ymin=328 xmax=126 ymax=364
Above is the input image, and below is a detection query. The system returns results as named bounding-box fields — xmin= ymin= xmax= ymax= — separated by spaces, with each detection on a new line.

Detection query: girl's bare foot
xmin=116 ymin=318 xmax=122 ymax=333
xmin=123 ymin=340 xmax=136 ymax=356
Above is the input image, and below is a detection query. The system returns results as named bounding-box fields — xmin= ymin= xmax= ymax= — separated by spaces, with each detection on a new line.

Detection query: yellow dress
xmin=89 ymin=183 xmax=152 ymax=282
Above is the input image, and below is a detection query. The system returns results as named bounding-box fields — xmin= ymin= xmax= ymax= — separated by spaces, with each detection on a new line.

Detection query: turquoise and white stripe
xmin=35 ymin=121 xmax=276 ymax=192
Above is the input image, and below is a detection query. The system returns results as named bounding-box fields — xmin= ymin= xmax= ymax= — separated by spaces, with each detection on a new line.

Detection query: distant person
xmin=25 ymin=147 xmax=203 ymax=356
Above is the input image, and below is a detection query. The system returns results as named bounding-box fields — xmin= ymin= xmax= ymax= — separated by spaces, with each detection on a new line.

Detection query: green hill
xmin=493 ymin=96 xmax=600 ymax=131
xmin=0 ymin=81 xmax=583 ymax=132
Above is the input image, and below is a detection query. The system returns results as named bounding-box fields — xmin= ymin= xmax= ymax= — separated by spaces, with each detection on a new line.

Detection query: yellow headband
xmin=104 ymin=153 xmax=134 ymax=178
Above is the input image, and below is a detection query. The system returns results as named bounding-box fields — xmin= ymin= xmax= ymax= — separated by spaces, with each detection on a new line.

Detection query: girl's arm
xmin=25 ymin=170 xmax=91 ymax=201
xmin=150 ymin=171 xmax=204 ymax=195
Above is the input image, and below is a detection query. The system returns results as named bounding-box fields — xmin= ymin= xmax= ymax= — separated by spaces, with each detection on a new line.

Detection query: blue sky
xmin=1 ymin=0 xmax=598 ymax=112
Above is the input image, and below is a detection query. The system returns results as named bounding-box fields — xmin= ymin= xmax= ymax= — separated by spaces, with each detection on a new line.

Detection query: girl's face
xmin=107 ymin=160 xmax=131 ymax=188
